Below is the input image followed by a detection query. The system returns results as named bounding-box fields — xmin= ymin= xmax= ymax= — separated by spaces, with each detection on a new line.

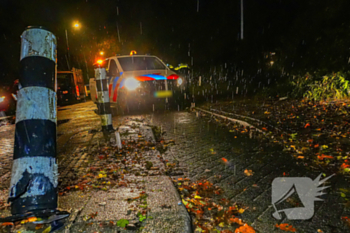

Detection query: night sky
xmin=0 ymin=0 xmax=349 ymax=85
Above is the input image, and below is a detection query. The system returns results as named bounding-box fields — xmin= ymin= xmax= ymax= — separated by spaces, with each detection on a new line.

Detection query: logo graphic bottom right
xmin=271 ymin=173 xmax=334 ymax=220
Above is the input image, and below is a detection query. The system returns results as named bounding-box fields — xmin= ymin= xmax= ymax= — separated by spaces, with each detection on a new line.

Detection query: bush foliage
xmin=291 ymin=72 xmax=350 ymax=101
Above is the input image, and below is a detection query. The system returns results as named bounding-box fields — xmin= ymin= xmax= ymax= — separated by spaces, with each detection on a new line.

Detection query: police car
xmin=89 ymin=52 xmax=185 ymax=113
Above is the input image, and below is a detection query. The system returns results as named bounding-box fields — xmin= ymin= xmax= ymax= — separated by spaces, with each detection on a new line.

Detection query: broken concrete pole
xmin=3 ymin=26 xmax=68 ymax=223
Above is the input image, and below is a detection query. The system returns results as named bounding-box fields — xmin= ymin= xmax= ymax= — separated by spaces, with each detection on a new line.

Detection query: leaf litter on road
xmin=203 ymin=99 xmax=350 ymax=175
xmin=173 ymin=178 xmax=255 ymax=233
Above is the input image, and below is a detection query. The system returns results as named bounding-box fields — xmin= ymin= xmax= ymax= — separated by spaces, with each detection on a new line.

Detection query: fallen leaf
xmin=229 ymin=217 xmax=243 ymax=225
xmin=27 ymin=217 xmax=37 ymax=222
xmin=235 ymin=224 xmax=255 ymax=233
xmin=244 ymin=169 xmax=253 ymax=176
xmin=182 ymin=199 xmax=188 ymax=206
xmin=317 ymin=154 xmax=334 ymax=160
xmin=117 ymin=219 xmax=129 ymax=228
xmin=35 ymin=224 xmax=44 ymax=230
xmin=20 ymin=219 xmax=28 ymax=224
xmin=238 ymin=208 xmax=245 ymax=214
xmin=275 ymin=223 xmax=296 ymax=232
xmin=42 ymin=226 xmax=51 ymax=233
xmin=342 ymin=216 xmax=350 ymax=227
xmin=89 ymin=212 xmax=98 ymax=219
xmin=1 ymin=222 xmax=14 ymax=226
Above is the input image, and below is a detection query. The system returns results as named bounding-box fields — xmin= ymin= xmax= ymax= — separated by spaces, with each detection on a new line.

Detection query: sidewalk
xmin=57 ymin=117 xmax=191 ymax=233
xmin=0 ymin=102 xmax=191 ymax=233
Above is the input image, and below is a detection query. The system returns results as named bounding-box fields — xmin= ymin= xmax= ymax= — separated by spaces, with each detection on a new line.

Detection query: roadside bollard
xmin=115 ymin=132 xmax=122 ymax=149
xmin=191 ymin=102 xmax=195 ymax=110
xmin=1 ymin=26 xmax=69 ymax=223
xmin=95 ymin=67 xmax=114 ymax=133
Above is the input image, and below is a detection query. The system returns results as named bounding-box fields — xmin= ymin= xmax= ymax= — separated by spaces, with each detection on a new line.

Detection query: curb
xmin=142 ymin=121 xmax=192 ymax=233
xmin=194 ymin=107 xmax=264 ymax=134
xmin=169 ymin=178 xmax=193 ymax=233
xmin=208 ymin=107 xmax=289 ymax=135
xmin=195 ymin=107 xmax=291 ymax=138
xmin=0 ymin=116 xmax=14 ymax=125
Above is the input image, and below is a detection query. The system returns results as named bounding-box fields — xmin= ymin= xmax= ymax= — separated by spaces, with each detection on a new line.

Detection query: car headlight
xmin=0 ymin=96 xmax=5 ymax=103
xmin=124 ymin=78 xmax=140 ymax=91
xmin=177 ymin=78 xmax=183 ymax=85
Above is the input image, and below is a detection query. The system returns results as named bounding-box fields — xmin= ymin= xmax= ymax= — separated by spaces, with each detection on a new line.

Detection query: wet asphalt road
xmin=0 ymin=101 xmax=349 ymax=232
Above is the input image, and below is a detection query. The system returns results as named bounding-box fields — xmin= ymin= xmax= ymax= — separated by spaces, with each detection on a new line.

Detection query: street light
xmin=65 ymin=21 xmax=81 ymax=70
xmin=73 ymin=22 xmax=80 ymax=29
xmin=100 ymin=51 xmax=104 ymax=55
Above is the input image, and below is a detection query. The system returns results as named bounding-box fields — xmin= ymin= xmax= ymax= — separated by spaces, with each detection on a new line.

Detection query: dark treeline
xmin=0 ymin=0 xmax=349 ymax=88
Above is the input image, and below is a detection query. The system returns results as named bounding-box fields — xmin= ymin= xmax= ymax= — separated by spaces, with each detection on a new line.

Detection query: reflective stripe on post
xmin=2 ymin=26 xmax=69 ymax=222
xmin=95 ymin=68 xmax=114 ymax=132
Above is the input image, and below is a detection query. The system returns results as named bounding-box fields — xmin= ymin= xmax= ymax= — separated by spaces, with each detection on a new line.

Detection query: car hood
xmin=108 ymin=69 xmax=183 ymax=93
xmin=121 ymin=69 xmax=179 ymax=81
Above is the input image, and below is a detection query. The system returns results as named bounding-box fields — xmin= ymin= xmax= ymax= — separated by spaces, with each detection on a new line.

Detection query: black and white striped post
xmin=0 ymin=26 xmax=68 ymax=223
xmin=95 ymin=67 xmax=114 ymax=133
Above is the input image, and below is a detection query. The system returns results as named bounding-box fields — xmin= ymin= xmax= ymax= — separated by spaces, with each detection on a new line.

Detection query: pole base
xmin=0 ymin=209 xmax=70 ymax=223
xmin=102 ymin=124 xmax=115 ymax=133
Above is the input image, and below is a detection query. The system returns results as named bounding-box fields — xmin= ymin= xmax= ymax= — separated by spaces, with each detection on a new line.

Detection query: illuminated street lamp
xmin=100 ymin=51 xmax=104 ymax=55
xmin=73 ymin=22 xmax=80 ymax=29
xmin=65 ymin=21 xmax=81 ymax=70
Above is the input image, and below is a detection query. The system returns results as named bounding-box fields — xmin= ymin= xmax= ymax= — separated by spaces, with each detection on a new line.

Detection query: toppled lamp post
xmin=0 ymin=26 xmax=69 ymax=223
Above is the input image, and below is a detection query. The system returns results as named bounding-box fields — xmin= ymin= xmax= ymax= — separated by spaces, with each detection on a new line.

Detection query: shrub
xmin=290 ymin=72 xmax=350 ymax=101
xmin=303 ymin=72 xmax=349 ymax=101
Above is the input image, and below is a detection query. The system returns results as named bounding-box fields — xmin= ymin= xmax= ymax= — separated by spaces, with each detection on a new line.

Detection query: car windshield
xmin=117 ymin=57 xmax=166 ymax=71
